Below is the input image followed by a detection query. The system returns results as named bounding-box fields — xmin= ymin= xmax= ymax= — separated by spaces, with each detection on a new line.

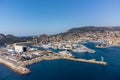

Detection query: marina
xmin=0 ymin=57 xmax=30 ymax=75
xmin=0 ymin=42 xmax=119 ymax=80
xmin=0 ymin=42 xmax=108 ymax=75
xmin=0 ymin=50 xmax=107 ymax=74
xmin=1 ymin=0 xmax=120 ymax=79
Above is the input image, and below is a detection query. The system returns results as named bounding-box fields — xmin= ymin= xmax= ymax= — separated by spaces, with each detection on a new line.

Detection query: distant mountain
xmin=67 ymin=26 xmax=120 ymax=33
xmin=47 ymin=26 xmax=120 ymax=42
xmin=0 ymin=34 xmax=32 ymax=45
xmin=0 ymin=34 xmax=7 ymax=44
xmin=6 ymin=34 xmax=19 ymax=43
xmin=1 ymin=26 xmax=120 ymax=44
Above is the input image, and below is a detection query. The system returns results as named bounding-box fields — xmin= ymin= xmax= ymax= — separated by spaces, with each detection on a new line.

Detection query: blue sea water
xmin=0 ymin=43 xmax=120 ymax=80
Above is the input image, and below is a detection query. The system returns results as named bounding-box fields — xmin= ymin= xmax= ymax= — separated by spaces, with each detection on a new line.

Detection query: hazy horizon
xmin=0 ymin=0 xmax=120 ymax=36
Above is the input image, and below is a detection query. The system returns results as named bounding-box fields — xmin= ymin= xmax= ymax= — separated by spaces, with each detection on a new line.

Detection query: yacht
xmin=59 ymin=51 xmax=73 ymax=57
xmin=73 ymin=44 xmax=95 ymax=53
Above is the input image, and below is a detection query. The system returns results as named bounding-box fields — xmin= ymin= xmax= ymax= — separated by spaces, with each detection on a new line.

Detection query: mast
xmin=101 ymin=56 xmax=104 ymax=62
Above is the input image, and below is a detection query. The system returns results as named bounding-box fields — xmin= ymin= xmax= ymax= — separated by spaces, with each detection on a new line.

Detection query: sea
xmin=0 ymin=42 xmax=120 ymax=80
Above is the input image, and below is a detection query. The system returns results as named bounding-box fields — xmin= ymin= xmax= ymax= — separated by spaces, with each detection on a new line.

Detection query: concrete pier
xmin=0 ymin=55 xmax=107 ymax=75
xmin=0 ymin=57 xmax=30 ymax=75
xmin=63 ymin=58 xmax=107 ymax=65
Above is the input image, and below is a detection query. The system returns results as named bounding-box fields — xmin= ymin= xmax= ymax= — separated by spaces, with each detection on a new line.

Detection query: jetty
xmin=0 ymin=53 xmax=107 ymax=75
xmin=63 ymin=57 xmax=107 ymax=65
xmin=0 ymin=57 xmax=30 ymax=75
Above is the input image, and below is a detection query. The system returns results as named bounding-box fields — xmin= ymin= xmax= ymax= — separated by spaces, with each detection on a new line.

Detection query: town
xmin=1 ymin=26 xmax=120 ymax=75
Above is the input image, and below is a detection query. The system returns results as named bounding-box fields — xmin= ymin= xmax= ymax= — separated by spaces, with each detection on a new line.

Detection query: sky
xmin=0 ymin=0 xmax=120 ymax=36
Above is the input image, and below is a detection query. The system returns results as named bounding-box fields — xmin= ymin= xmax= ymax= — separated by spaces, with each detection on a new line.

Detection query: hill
xmin=0 ymin=34 xmax=32 ymax=45
xmin=67 ymin=26 xmax=120 ymax=33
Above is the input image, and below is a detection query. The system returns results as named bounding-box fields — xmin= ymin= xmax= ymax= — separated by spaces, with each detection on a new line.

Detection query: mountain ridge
xmin=0 ymin=26 xmax=120 ymax=44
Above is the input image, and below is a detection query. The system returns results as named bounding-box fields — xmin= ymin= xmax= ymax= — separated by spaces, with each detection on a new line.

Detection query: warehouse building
xmin=13 ymin=42 xmax=33 ymax=52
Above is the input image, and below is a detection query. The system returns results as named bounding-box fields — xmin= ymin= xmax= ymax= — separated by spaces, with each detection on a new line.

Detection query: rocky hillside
xmin=0 ymin=34 xmax=31 ymax=45
xmin=1 ymin=26 xmax=120 ymax=44
xmin=37 ymin=26 xmax=120 ymax=43
xmin=0 ymin=34 xmax=7 ymax=44
xmin=67 ymin=26 xmax=120 ymax=33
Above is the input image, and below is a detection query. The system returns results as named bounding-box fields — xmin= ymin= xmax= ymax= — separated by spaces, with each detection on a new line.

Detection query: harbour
xmin=0 ymin=42 xmax=119 ymax=80
xmin=1 ymin=0 xmax=120 ymax=79
xmin=0 ymin=50 xmax=107 ymax=75
xmin=0 ymin=57 xmax=30 ymax=75
xmin=0 ymin=41 xmax=108 ymax=75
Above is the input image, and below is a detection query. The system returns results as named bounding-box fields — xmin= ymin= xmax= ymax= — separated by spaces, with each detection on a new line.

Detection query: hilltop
xmin=36 ymin=26 xmax=120 ymax=44
xmin=67 ymin=26 xmax=120 ymax=33
xmin=0 ymin=34 xmax=32 ymax=45
xmin=0 ymin=26 xmax=120 ymax=45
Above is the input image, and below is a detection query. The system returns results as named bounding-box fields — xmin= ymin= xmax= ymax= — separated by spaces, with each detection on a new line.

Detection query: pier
xmin=63 ymin=58 xmax=107 ymax=65
xmin=0 ymin=54 xmax=107 ymax=75
xmin=0 ymin=49 xmax=107 ymax=75
xmin=0 ymin=57 xmax=30 ymax=75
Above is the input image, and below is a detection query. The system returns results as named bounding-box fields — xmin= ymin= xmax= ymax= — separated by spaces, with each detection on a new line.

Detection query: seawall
xmin=0 ymin=56 xmax=107 ymax=75
xmin=0 ymin=57 xmax=30 ymax=75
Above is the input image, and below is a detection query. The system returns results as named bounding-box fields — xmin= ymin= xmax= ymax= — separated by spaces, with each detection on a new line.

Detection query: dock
xmin=0 ymin=57 xmax=30 ymax=75
xmin=63 ymin=57 xmax=107 ymax=65
xmin=0 ymin=55 xmax=107 ymax=75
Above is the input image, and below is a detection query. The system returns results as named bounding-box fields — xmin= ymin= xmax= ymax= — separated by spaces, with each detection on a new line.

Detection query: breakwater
xmin=0 ymin=57 xmax=30 ymax=75
xmin=0 ymin=55 xmax=107 ymax=75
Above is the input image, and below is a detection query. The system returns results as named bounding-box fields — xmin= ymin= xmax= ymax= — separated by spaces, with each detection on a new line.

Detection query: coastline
xmin=107 ymin=44 xmax=120 ymax=48
xmin=89 ymin=41 xmax=120 ymax=48
xmin=0 ymin=55 xmax=107 ymax=75
xmin=0 ymin=57 xmax=30 ymax=75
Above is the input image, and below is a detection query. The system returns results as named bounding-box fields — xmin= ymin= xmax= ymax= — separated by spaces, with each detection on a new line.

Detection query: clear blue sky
xmin=0 ymin=0 xmax=120 ymax=36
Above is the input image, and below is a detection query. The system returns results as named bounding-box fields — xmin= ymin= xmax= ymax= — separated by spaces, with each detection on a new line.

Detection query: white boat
xmin=95 ymin=44 xmax=107 ymax=48
xmin=59 ymin=51 xmax=73 ymax=57
xmin=29 ymin=48 xmax=38 ymax=51
xmin=72 ymin=45 xmax=95 ymax=53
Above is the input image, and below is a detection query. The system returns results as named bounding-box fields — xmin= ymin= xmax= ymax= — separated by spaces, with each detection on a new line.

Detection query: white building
xmin=13 ymin=42 xmax=33 ymax=53
xmin=14 ymin=45 xmax=27 ymax=52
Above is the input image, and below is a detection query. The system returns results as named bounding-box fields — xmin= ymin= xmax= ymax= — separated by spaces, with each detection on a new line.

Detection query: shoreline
xmin=0 ymin=55 xmax=107 ymax=75
xmin=107 ymin=44 xmax=120 ymax=48
xmin=89 ymin=41 xmax=120 ymax=48
xmin=0 ymin=57 xmax=30 ymax=75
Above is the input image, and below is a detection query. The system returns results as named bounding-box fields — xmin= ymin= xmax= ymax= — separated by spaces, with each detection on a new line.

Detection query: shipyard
xmin=1 ymin=0 xmax=120 ymax=79
xmin=1 ymin=27 xmax=120 ymax=75
xmin=0 ymin=40 xmax=107 ymax=75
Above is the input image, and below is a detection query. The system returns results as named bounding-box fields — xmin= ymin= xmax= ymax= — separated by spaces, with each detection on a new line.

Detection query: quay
xmin=0 ymin=57 xmax=30 ymax=75
xmin=0 ymin=54 xmax=107 ymax=75
xmin=63 ymin=57 xmax=107 ymax=65
xmin=21 ymin=56 xmax=107 ymax=67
